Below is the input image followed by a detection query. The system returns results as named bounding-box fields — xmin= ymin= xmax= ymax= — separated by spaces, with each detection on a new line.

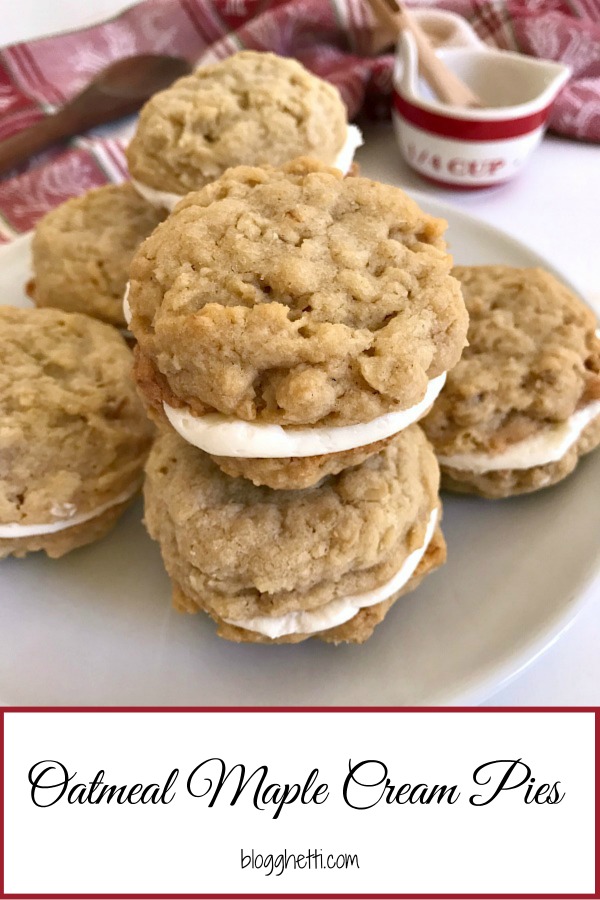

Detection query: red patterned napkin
xmin=0 ymin=0 xmax=598 ymax=240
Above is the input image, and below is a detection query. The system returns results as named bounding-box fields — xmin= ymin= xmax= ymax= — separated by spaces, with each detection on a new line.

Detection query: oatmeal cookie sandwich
xmin=127 ymin=158 xmax=468 ymax=489
xmin=423 ymin=266 xmax=600 ymax=498
xmin=0 ymin=307 xmax=154 ymax=558
xmin=126 ymin=50 xmax=363 ymax=211
xmin=144 ymin=425 xmax=446 ymax=645
xmin=29 ymin=183 xmax=166 ymax=330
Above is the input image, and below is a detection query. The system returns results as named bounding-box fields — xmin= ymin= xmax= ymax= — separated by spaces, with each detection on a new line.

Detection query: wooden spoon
xmin=366 ymin=0 xmax=481 ymax=108
xmin=0 ymin=54 xmax=191 ymax=178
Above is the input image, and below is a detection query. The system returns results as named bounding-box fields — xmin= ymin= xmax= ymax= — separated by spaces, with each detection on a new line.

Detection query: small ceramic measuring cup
xmin=392 ymin=10 xmax=571 ymax=189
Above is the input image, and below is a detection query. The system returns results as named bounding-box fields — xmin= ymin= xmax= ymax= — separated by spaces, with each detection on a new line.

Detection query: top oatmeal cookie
xmin=128 ymin=158 xmax=467 ymax=428
xmin=423 ymin=265 xmax=600 ymax=455
xmin=126 ymin=50 xmax=348 ymax=196
xmin=31 ymin=184 xmax=166 ymax=328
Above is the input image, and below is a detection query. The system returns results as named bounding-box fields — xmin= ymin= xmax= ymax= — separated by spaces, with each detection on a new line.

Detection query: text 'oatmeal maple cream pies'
xmin=144 ymin=426 xmax=446 ymax=645
xmin=127 ymin=158 xmax=468 ymax=490
xmin=422 ymin=265 xmax=600 ymax=498
xmin=0 ymin=307 xmax=154 ymax=559
xmin=126 ymin=50 xmax=363 ymax=211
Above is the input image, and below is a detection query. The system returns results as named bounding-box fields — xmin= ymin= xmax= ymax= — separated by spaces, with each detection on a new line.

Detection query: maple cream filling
xmin=163 ymin=373 xmax=446 ymax=458
xmin=0 ymin=483 xmax=141 ymax=539
xmin=438 ymin=400 xmax=600 ymax=473
xmin=123 ymin=283 xmax=132 ymax=326
xmin=130 ymin=124 xmax=364 ymax=211
xmin=221 ymin=508 xmax=438 ymax=639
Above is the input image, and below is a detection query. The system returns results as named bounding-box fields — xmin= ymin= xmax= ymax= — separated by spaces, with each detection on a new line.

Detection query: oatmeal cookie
xmin=0 ymin=306 xmax=154 ymax=558
xmin=128 ymin=158 xmax=467 ymax=438
xmin=30 ymin=184 xmax=165 ymax=328
xmin=422 ymin=265 xmax=600 ymax=497
xmin=208 ymin=435 xmax=396 ymax=490
xmin=143 ymin=425 xmax=445 ymax=644
xmin=173 ymin=524 xmax=446 ymax=644
xmin=126 ymin=51 xmax=350 ymax=205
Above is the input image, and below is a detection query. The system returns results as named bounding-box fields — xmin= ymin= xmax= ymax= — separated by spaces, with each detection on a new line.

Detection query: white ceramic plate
xmin=1 ymin=165 xmax=599 ymax=707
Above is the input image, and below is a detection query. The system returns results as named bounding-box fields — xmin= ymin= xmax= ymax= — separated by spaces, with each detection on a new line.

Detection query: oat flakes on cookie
xmin=126 ymin=50 xmax=362 ymax=210
xmin=128 ymin=158 xmax=467 ymax=489
xmin=30 ymin=184 xmax=166 ymax=329
xmin=0 ymin=307 xmax=154 ymax=558
xmin=422 ymin=266 xmax=600 ymax=498
xmin=144 ymin=425 xmax=446 ymax=644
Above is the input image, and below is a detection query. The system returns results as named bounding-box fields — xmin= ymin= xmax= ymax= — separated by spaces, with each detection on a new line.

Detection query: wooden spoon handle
xmin=365 ymin=0 xmax=399 ymax=48
xmin=0 ymin=111 xmax=76 ymax=177
xmin=398 ymin=3 xmax=481 ymax=108
xmin=364 ymin=0 xmax=481 ymax=108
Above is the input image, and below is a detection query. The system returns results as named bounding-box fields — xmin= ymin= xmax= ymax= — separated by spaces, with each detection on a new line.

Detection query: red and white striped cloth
xmin=0 ymin=0 xmax=598 ymax=240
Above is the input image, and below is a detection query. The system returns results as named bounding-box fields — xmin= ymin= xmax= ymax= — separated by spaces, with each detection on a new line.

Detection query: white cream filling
xmin=0 ymin=483 xmax=141 ymax=539
xmin=163 ymin=372 xmax=446 ymax=459
xmin=222 ymin=507 xmax=438 ymax=639
xmin=333 ymin=123 xmax=363 ymax=175
xmin=130 ymin=178 xmax=183 ymax=212
xmin=130 ymin=124 xmax=364 ymax=211
xmin=123 ymin=282 xmax=132 ymax=327
xmin=438 ymin=399 xmax=600 ymax=474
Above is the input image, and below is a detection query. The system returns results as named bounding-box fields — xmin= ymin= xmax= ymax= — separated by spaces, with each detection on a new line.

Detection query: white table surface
xmin=2 ymin=1 xmax=599 ymax=706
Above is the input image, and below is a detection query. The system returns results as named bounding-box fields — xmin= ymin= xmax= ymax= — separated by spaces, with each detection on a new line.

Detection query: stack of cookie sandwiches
xmin=11 ymin=50 xmax=368 ymax=563
xmin=128 ymin=157 xmax=469 ymax=644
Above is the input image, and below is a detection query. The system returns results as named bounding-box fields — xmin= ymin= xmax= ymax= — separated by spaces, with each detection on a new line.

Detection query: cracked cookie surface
xmin=129 ymin=158 xmax=467 ymax=428
xmin=127 ymin=50 xmax=348 ymax=195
